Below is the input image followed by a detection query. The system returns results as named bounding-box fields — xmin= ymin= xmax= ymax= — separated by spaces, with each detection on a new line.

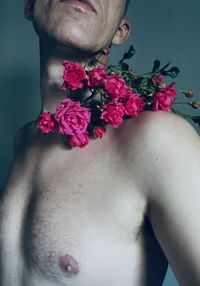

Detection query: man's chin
xmin=53 ymin=29 xmax=94 ymax=49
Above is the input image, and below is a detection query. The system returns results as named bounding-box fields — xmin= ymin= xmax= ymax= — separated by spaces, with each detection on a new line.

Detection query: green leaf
xmin=167 ymin=66 xmax=180 ymax=78
xmin=120 ymin=62 xmax=130 ymax=71
xmin=152 ymin=59 xmax=161 ymax=73
xmin=161 ymin=66 xmax=180 ymax=78
xmin=126 ymin=45 xmax=136 ymax=59
xmin=119 ymin=45 xmax=136 ymax=63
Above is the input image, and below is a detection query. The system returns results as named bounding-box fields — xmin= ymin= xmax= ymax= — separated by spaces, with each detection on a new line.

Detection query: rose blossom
xmin=183 ymin=89 xmax=194 ymax=98
xmin=93 ymin=126 xmax=106 ymax=139
xmin=87 ymin=66 xmax=107 ymax=88
xmin=100 ymin=102 xmax=125 ymax=128
xmin=159 ymin=83 xmax=176 ymax=97
xmin=68 ymin=133 xmax=90 ymax=148
xmin=55 ymin=98 xmax=91 ymax=135
xmin=152 ymin=74 xmax=164 ymax=84
xmin=38 ymin=112 xmax=57 ymax=134
xmin=62 ymin=61 xmax=87 ymax=90
xmin=103 ymin=74 xmax=127 ymax=100
xmin=153 ymin=83 xmax=176 ymax=111
xmin=192 ymin=100 xmax=200 ymax=109
xmin=125 ymin=94 xmax=145 ymax=117
xmin=125 ymin=85 xmax=134 ymax=96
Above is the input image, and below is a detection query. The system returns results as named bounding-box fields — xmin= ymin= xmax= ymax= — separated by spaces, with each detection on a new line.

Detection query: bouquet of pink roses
xmin=38 ymin=45 xmax=200 ymax=148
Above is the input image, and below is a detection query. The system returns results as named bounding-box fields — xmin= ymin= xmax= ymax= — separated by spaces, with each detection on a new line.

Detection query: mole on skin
xmin=58 ymin=254 xmax=80 ymax=277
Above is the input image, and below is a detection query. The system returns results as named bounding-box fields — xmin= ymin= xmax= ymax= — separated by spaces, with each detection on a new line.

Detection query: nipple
xmin=58 ymin=254 xmax=80 ymax=276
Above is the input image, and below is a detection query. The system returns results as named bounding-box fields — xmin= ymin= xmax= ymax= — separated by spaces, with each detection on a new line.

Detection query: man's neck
xmin=39 ymin=41 xmax=109 ymax=114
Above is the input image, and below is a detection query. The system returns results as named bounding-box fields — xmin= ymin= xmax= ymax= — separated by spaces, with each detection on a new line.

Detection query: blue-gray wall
xmin=0 ymin=1 xmax=200 ymax=285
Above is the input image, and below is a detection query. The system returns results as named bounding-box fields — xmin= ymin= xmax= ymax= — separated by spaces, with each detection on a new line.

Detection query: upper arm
xmin=137 ymin=111 xmax=200 ymax=286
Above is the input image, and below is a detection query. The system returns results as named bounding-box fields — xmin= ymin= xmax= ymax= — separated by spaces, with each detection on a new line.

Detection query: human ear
xmin=112 ymin=18 xmax=131 ymax=46
xmin=24 ymin=0 xmax=35 ymax=20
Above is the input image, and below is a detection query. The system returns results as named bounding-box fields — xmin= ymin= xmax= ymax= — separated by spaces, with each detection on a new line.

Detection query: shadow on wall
xmin=0 ymin=69 xmax=40 ymax=188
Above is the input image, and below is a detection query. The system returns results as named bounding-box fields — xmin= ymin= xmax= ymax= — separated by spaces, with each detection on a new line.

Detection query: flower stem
xmin=170 ymin=107 xmax=195 ymax=119
xmin=173 ymin=101 xmax=187 ymax=105
xmin=82 ymin=89 xmax=98 ymax=103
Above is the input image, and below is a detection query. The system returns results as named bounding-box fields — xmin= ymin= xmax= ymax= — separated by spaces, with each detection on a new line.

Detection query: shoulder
xmin=128 ymin=110 xmax=199 ymax=152
xmin=124 ymin=110 xmax=200 ymax=191
xmin=133 ymin=109 xmax=198 ymax=137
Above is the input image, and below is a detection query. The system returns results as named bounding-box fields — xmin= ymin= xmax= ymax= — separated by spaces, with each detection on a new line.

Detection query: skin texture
xmin=0 ymin=0 xmax=200 ymax=285
xmin=0 ymin=112 xmax=169 ymax=286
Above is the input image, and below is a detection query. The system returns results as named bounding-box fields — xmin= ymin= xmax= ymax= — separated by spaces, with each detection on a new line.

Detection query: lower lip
xmin=60 ymin=0 xmax=94 ymax=12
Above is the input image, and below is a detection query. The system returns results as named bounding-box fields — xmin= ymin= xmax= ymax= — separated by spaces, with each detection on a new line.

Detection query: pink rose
xmin=100 ymin=102 xmax=125 ymax=128
xmin=152 ymin=74 xmax=164 ymax=84
xmin=103 ymin=74 xmax=127 ymax=100
xmin=125 ymin=85 xmax=134 ymax=96
xmin=160 ymin=83 xmax=176 ymax=98
xmin=125 ymin=94 xmax=145 ymax=117
xmin=183 ymin=89 xmax=194 ymax=98
xmin=153 ymin=83 xmax=176 ymax=111
xmin=191 ymin=100 xmax=200 ymax=109
xmin=93 ymin=126 xmax=106 ymax=139
xmin=38 ymin=112 xmax=57 ymax=134
xmin=55 ymin=98 xmax=91 ymax=135
xmin=62 ymin=61 xmax=87 ymax=90
xmin=87 ymin=66 xmax=107 ymax=88
xmin=68 ymin=133 xmax=89 ymax=148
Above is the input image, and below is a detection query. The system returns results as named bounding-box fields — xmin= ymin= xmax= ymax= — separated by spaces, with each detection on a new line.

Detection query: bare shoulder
xmin=123 ymin=110 xmax=200 ymax=191
xmin=127 ymin=109 xmax=200 ymax=153
xmin=137 ymin=110 xmax=200 ymax=163
xmin=131 ymin=109 xmax=199 ymax=139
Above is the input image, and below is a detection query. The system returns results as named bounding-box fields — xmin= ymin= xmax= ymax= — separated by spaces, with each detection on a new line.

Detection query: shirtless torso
xmin=0 ymin=113 xmax=168 ymax=286
xmin=1 ymin=0 xmax=200 ymax=284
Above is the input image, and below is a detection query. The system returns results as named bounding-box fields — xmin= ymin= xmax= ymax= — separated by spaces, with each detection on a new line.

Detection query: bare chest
xmin=25 ymin=147 xmax=145 ymax=281
xmin=0 ymin=143 xmax=166 ymax=286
